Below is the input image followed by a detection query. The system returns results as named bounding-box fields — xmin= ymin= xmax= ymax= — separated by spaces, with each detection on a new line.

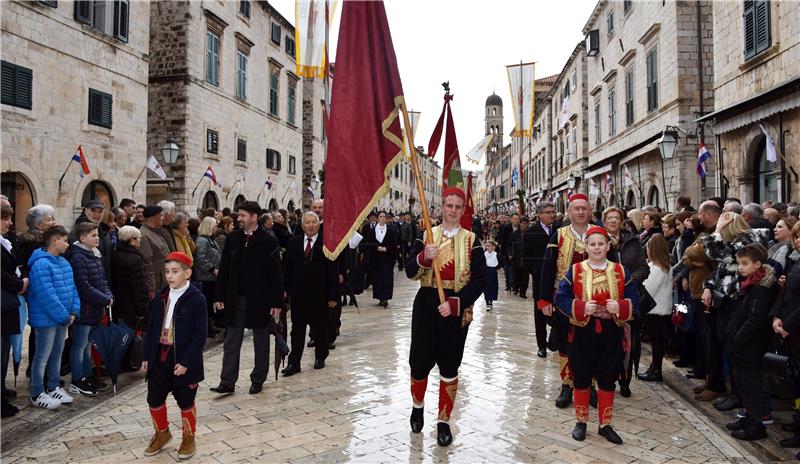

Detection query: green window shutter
xmin=1 ymin=61 xmax=16 ymax=106
xmin=75 ymin=0 xmax=92 ymax=25
xmin=114 ymin=0 xmax=129 ymax=43
xmin=754 ymin=0 xmax=770 ymax=55
xmin=743 ymin=1 xmax=756 ymax=59
xmin=15 ymin=66 xmax=32 ymax=109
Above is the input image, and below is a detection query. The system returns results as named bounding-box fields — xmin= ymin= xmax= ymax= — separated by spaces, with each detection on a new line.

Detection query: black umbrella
xmin=268 ymin=314 xmax=289 ymax=380
xmin=90 ymin=309 xmax=134 ymax=394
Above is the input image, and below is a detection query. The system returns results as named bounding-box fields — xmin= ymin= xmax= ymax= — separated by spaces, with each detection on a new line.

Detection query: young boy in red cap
xmin=141 ymin=251 xmax=207 ymax=460
xmin=555 ymin=226 xmax=639 ymax=445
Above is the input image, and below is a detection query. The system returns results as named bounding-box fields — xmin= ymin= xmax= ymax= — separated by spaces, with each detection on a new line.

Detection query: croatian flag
xmin=204 ymin=165 xmax=221 ymax=187
xmin=697 ymin=144 xmax=711 ymax=179
xmin=71 ymin=145 xmax=91 ymax=177
xmin=604 ymin=173 xmax=613 ymax=192
xmin=265 ymin=177 xmax=273 ymax=190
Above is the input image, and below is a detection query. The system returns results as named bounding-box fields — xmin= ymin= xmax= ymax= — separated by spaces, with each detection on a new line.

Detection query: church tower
xmin=485 ymin=92 xmax=503 ymax=162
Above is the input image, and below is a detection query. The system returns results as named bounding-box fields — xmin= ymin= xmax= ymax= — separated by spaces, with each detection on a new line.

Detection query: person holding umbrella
xmin=1 ymin=204 xmax=28 ymax=417
xmin=141 ymin=252 xmax=207 ymax=460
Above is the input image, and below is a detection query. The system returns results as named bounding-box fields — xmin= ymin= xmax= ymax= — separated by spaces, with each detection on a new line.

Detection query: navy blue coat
xmin=143 ymin=283 xmax=207 ymax=386
xmin=66 ymin=244 xmax=113 ymax=326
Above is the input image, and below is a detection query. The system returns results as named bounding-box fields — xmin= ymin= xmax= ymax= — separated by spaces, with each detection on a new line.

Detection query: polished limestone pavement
xmin=1 ymin=272 xmax=764 ymax=463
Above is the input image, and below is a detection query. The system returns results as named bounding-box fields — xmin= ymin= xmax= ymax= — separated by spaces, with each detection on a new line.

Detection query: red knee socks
xmin=598 ymin=388 xmax=615 ymax=427
xmin=574 ymin=388 xmax=590 ymax=423
xmin=411 ymin=377 xmax=428 ymax=408
xmin=180 ymin=404 xmax=197 ymax=434
xmin=438 ymin=378 xmax=459 ymax=422
xmin=149 ymin=403 xmax=169 ymax=431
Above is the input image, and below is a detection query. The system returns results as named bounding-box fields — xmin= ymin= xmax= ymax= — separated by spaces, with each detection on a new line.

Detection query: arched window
xmin=754 ymin=136 xmax=781 ymax=203
xmin=626 ymin=190 xmax=636 ymax=208
xmin=647 ymin=185 xmax=660 ymax=208
xmin=0 ymin=172 xmax=36 ymax=232
xmin=234 ymin=194 xmax=246 ymax=208
xmin=202 ymin=191 xmax=219 ymax=210
xmin=81 ymin=180 xmax=114 ymax=210
xmin=268 ymin=198 xmax=278 ymax=210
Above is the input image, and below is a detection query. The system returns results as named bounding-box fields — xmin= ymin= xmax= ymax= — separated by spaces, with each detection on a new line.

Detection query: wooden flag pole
xmin=400 ymin=101 xmax=445 ymax=305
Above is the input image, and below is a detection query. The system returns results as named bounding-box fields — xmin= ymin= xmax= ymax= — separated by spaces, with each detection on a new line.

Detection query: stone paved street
xmin=1 ymin=271 xmax=768 ymax=463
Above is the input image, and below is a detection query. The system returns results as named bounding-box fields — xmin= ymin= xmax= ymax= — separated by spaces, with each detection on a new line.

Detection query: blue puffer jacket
xmin=27 ymin=248 xmax=80 ymax=328
xmin=65 ymin=244 xmax=113 ymax=326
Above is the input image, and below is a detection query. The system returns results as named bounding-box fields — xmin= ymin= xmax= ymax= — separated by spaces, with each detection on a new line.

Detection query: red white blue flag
xmin=265 ymin=176 xmax=273 ymax=191
xmin=604 ymin=173 xmax=613 ymax=192
xmin=203 ymin=165 xmax=221 ymax=187
xmin=696 ymin=144 xmax=711 ymax=179
xmin=71 ymin=145 xmax=91 ymax=177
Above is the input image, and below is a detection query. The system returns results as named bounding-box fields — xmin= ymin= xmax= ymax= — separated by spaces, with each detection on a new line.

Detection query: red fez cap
xmin=442 ymin=186 xmax=466 ymax=201
xmin=569 ymin=193 xmax=589 ymax=203
xmin=586 ymin=226 xmax=610 ymax=240
xmin=165 ymin=251 xmax=193 ymax=268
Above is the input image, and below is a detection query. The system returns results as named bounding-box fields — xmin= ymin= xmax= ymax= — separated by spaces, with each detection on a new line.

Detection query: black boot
xmin=619 ymin=382 xmax=632 ymax=398
xmin=437 ymin=422 xmax=453 ymax=446
xmin=714 ymin=395 xmax=742 ymax=412
xmin=638 ymin=366 xmax=663 ymax=382
xmin=571 ymin=422 xmax=587 ymax=441
xmin=410 ymin=407 xmax=424 ymax=433
xmin=731 ymin=416 xmax=767 ymax=441
xmin=726 ymin=417 xmax=747 ymax=431
xmin=779 ymin=430 xmax=800 ymax=448
xmin=589 ymin=387 xmax=598 ymax=408
xmin=599 ymin=425 xmax=623 ymax=444
xmin=555 ymin=385 xmax=572 ymax=408
xmin=782 ymin=410 xmax=800 ymax=432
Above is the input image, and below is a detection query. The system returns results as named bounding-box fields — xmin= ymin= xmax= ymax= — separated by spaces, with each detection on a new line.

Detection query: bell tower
xmin=485 ymin=92 xmax=503 ymax=162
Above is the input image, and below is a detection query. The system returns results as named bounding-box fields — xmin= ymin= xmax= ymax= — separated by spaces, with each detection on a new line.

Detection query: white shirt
xmin=165 ymin=281 xmax=191 ymax=330
xmin=304 ymin=233 xmax=319 ymax=250
xmin=570 ymin=226 xmax=587 ymax=241
xmin=642 ymin=263 xmax=674 ymax=316
xmin=541 ymin=223 xmax=551 ymax=236
xmin=443 ymin=226 xmax=460 ymax=239
xmin=485 ymin=250 xmax=499 ymax=267
xmin=375 ymin=224 xmax=387 ymax=243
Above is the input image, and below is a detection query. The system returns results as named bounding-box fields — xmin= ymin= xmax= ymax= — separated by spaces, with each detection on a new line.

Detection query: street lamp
xmin=657 ymin=126 xmax=680 ymax=209
xmin=161 ymin=138 xmax=180 ymax=165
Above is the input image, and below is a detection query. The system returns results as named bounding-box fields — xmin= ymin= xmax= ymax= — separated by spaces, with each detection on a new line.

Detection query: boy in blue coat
xmin=27 ymin=225 xmax=80 ymax=409
xmin=66 ymin=222 xmax=113 ymax=397
xmin=142 ymin=252 xmax=207 ymax=460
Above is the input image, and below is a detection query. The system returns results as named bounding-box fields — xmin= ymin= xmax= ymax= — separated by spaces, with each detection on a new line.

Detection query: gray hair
xmin=157 ymin=200 xmax=176 ymax=213
xmin=536 ymin=202 xmax=555 ymax=214
xmin=111 ymin=206 xmax=125 ymax=217
xmin=198 ymin=216 xmax=217 ymax=236
xmin=118 ymin=225 xmax=141 ymax=243
xmin=302 ymin=211 xmax=320 ymax=222
xmin=788 ymin=206 xmax=800 ymax=219
xmin=723 ymin=202 xmax=743 ymax=214
xmin=743 ymin=203 xmax=764 ymax=218
xmin=25 ymin=204 xmax=55 ymax=230
xmin=173 ymin=211 xmax=189 ymax=226
xmin=642 ymin=206 xmax=657 ymax=214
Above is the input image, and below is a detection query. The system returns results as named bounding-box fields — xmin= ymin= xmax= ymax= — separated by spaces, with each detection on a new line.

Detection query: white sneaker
xmin=48 ymin=386 xmax=74 ymax=404
xmin=31 ymin=392 xmax=61 ymax=409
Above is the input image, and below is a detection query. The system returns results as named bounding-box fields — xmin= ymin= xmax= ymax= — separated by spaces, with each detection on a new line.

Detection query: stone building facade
xmin=379 ymin=149 xmax=441 ymax=215
xmin=697 ymin=0 xmax=800 ymax=204
xmin=146 ymin=0 xmax=325 ymax=215
xmin=1 ymin=0 xmax=149 ymax=229
xmin=582 ymin=0 xmax=715 ymax=212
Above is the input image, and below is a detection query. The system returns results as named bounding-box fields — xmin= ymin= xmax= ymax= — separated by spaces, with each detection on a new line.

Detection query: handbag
xmin=639 ymin=287 xmax=657 ymax=315
xmin=129 ymin=316 xmax=144 ymax=370
xmin=671 ymin=304 xmax=686 ymax=326
xmin=762 ymin=337 xmax=800 ymax=400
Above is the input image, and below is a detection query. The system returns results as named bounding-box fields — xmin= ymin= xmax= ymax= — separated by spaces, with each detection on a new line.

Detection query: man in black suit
xmin=522 ymin=202 xmax=557 ymax=358
xmin=282 ymin=212 xmax=339 ymax=375
xmin=211 ymin=201 xmax=283 ymax=395
xmin=509 ymin=217 xmax=530 ymax=297
xmin=497 ymin=213 xmax=518 ymax=291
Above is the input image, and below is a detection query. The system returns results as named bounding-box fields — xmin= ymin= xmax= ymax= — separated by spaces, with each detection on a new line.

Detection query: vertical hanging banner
xmin=506 ymin=61 xmax=535 ymax=208
xmin=403 ymin=110 xmax=421 ymax=159
xmin=464 ymin=134 xmax=494 ymax=166
xmin=323 ymin=0 xmax=406 ymax=260
xmin=295 ymin=0 xmax=329 ymax=78
xmin=428 ymin=85 xmax=463 ymax=188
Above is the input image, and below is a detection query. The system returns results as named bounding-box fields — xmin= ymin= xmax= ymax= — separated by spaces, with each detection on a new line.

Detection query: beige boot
xmin=144 ymin=429 xmax=172 ymax=456
xmin=177 ymin=417 xmax=196 ymax=460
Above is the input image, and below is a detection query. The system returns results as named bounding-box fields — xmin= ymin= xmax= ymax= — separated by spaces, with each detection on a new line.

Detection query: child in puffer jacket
xmin=66 ymin=222 xmax=113 ymax=397
xmin=27 ymin=225 xmax=79 ymax=409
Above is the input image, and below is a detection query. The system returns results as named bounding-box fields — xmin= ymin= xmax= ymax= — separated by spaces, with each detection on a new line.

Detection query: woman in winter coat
xmin=194 ymin=217 xmax=222 ymax=335
xmin=639 ymin=234 xmax=674 ymax=382
xmin=769 ymin=216 xmax=797 ymax=274
xmin=639 ymin=212 xmax=664 ymax=250
xmin=603 ymin=207 xmax=650 ymax=397
xmin=171 ymin=213 xmax=196 ymax=261
xmin=110 ymin=226 xmax=149 ymax=329
xmin=1 ymin=205 xmax=28 ymax=417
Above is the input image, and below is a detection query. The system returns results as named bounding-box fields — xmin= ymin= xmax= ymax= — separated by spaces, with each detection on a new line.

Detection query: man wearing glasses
xmin=523 ymin=202 xmax=557 ymax=358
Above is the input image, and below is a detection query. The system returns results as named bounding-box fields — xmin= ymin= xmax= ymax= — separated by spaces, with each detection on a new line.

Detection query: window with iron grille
xmin=206 ymin=129 xmax=218 ymax=154
xmin=646 ymin=47 xmax=658 ymax=112
xmin=239 ymin=0 xmax=250 ymax=18
xmin=206 ymin=30 xmax=220 ymax=86
xmin=237 ymin=138 xmax=246 ymax=162
xmin=1 ymin=61 xmax=32 ymax=110
xmin=271 ymin=23 xmax=281 ymax=45
xmin=88 ymin=88 xmax=112 ymax=129
xmin=743 ymin=0 xmax=771 ymax=60
xmin=625 ymin=67 xmax=634 ymax=126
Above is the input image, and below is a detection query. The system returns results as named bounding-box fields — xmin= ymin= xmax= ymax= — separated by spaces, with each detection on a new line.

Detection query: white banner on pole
xmin=506 ymin=62 xmax=536 ymax=137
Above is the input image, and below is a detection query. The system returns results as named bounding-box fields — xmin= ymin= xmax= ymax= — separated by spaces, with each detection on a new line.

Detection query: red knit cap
xmin=442 ymin=186 xmax=466 ymax=201
xmin=585 ymin=226 xmax=610 ymax=240
xmin=165 ymin=251 xmax=193 ymax=268
xmin=569 ymin=193 xmax=589 ymax=203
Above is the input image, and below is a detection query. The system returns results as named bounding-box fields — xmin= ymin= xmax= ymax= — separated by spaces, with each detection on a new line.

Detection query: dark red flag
xmin=461 ymin=172 xmax=475 ymax=230
xmin=427 ymin=92 xmax=463 ymax=188
xmin=323 ymin=1 xmax=405 ymax=259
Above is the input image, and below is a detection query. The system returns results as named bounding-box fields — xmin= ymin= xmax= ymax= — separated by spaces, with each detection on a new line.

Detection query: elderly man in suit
xmin=138 ymin=205 xmax=171 ymax=300
xmin=282 ymin=212 xmax=339 ymax=375
xmin=522 ymin=202 xmax=557 ymax=358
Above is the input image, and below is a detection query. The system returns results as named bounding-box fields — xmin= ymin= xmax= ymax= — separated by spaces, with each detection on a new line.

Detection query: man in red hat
xmin=536 ymin=192 xmax=593 ymax=409
xmin=404 ymin=186 xmax=487 ymax=447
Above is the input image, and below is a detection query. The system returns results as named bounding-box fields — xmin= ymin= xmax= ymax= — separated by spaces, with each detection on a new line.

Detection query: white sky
xmin=270 ymin=0 xmax=598 ymax=169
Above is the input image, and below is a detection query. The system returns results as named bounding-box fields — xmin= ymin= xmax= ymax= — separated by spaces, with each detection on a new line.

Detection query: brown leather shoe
xmin=694 ymin=389 xmax=722 ymax=401
xmin=144 ymin=429 xmax=172 ymax=456
xmin=178 ymin=422 xmax=196 ymax=460
xmin=692 ymin=383 xmax=707 ymax=394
